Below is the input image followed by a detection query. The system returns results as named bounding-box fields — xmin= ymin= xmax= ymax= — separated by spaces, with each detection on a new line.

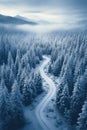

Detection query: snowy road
xmin=22 ymin=56 xmax=71 ymax=130
xmin=35 ymin=56 xmax=56 ymax=130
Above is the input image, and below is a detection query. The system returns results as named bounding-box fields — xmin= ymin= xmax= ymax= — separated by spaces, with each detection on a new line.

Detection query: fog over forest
xmin=0 ymin=0 xmax=87 ymax=130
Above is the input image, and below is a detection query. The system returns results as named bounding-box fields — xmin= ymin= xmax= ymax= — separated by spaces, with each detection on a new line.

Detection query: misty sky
xmin=0 ymin=0 xmax=87 ymax=29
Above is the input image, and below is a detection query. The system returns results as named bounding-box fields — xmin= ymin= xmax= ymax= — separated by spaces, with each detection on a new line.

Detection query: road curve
xmin=35 ymin=56 xmax=56 ymax=130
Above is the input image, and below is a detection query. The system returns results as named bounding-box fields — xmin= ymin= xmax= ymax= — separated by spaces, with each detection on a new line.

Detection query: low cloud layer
xmin=0 ymin=0 xmax=87 ymax=29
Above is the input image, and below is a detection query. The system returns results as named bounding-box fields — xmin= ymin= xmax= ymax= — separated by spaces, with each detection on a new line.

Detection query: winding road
xmin=35 ymin=56 xmax=56 ymax=130
xmin=22 ymin=56 xmax=69 ymax=130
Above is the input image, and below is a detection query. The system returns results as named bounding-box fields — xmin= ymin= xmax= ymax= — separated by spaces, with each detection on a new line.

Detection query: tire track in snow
xmin=35 ymin=56 xmax=56 ymax=130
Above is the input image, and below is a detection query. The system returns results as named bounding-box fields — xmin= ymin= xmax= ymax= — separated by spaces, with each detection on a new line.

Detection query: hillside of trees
xmin=49 ymin=31 xmax=87 ymax=129
xmin=0 ymin=29 xmax=48 ymax=130
xmin=0 ymin=27 xmax=87 ymax=130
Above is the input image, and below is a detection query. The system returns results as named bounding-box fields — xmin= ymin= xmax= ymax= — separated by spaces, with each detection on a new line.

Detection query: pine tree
xmin=74 ymin=59 xmax=85 ymax=83
xmin=7 ymin=51 xmax=14 ymax=68
xmin=0 ymin=79 xmax=12 ymax=129
xmin=9 ymin=69 xmax=14 ymax=92
xmin=19 ymin=68 xmax=27 ymax=93
xmin=15 ymin=50 xmax=21 ymax=76
xmin=59 ymin=83 xmax=70 ymax=113
xmin=29 ymin=76 xmax=37 ymax=98
xmin=0 ymin=63 xmax=6 ymax=80
xmin=26 ymin=63 xmax=31 ymax=73
xmin=77 ymin=100 xmax=87 ymax=130
xmin=22 ymin=78 xmax=33 ymax=106
xmin=53 ymin=55 xmax=64 ymax=76
xmin=4 ymin=66 xmax=14 ymax=92
xmin=11 ymin=63 xmax=15 ymax=78
xmin=69 ymin=75 xmax=87 ymax=124
xmin=0 ymin=36 xmax=6 ymax=64
xmin=56 ymin=78 xmax=66 ymax=109
xmin=21 ymin=54 xmax=28 ymax=68
xmin=17 ymin=63 xmax=22 ymax=84
xmin=34 ymin=72 xmax=43 ymax=94
xmin=11 ymin=80 xmax=25 ymax=128
xmin=63 ymin=54 xmax=75 ymax=95
xmin=28 ymin=49 xmax=36 ymax=68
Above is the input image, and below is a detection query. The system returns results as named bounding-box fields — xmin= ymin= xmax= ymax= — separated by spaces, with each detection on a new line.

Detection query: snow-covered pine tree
xmin=15 ymin=50 xmax=21 ymax=76
xmin=0 ymin=78 xmax=11 ymax=129
xmin=69 ymin=75 xmax=87 ymax=124
xmin=0 ymin=64 xmax=12 ymax=92
xmin=17 ymin=63 xmax=22 ymax=84
xmin=9 ymin=68 xmax=14 ymax=91
xmin=21 ymin=54 xmax=28 ymax=68
xmin=52 ymin=55 xmax=64 ymax=76
xmin=34 ymin=72 xmax=43 ymax=94
xmin=11 ymin=80 xmax=25 ymax=128
xmin=74 ymin=58 xmax=86 ymax=83
xmin=0 ymin=63 xmax=6 ymax=81
xmin=59 ymin=83 xmax=70 ymax=113
xmin=0 ymin=36 xmax=6 ymax=64
xmin=77 ymin=100 xmax=87 ymax=130
xmin=63 ymin=54 xmax=75 ymax=96
xmin=22 ymin=77 xmax=33 ymax=106
xmin=26 ymin=63 xmax=31 ymax=73
xmin=19 ymin=68 xmax=27 ymax=94
xmin=7 ymin=51 xmax=14 ymax=68
xmin=29 ymin=75 xmax=37 ymax=98
xmin=56 ymin=78 xmax=66 ymax=109
xmin=4 ymin=66 xmax=14 ymax=92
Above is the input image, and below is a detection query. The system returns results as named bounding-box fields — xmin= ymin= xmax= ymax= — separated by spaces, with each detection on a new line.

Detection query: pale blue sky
xmin=0 ymin=0 xmax=87 ymax=29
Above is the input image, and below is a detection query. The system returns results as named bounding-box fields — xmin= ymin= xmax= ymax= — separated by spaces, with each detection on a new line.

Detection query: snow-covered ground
xmin=21 ymin=56 xmax=74 ymax=130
